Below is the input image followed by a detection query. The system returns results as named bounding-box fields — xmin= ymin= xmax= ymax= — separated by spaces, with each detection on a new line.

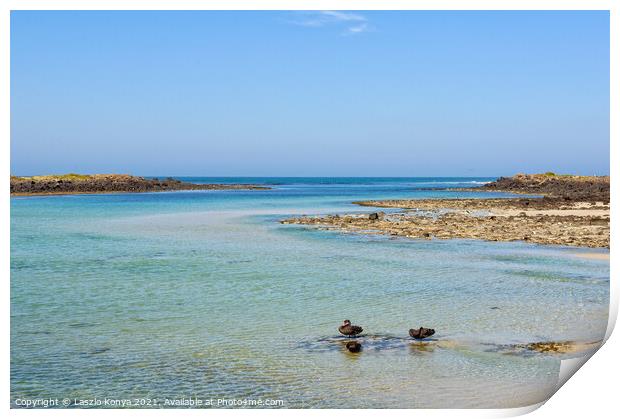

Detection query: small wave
xmin=419 ymin=181 xmax=491 ymax=185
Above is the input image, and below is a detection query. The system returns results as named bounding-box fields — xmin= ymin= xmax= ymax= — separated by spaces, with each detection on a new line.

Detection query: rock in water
xmin=345 ymin=341 xmax=362 ymax=353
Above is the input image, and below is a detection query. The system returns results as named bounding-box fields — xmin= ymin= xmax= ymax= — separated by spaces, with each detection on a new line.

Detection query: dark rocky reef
xmin=481 ymin=173 xmax=609 ymax=202
xmin=10 ymin=174 xmax=270 ymax=196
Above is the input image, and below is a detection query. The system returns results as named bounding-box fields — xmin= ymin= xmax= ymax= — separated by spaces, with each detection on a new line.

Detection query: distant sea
xmin=11 ymin=178 xmax=609 ymax=408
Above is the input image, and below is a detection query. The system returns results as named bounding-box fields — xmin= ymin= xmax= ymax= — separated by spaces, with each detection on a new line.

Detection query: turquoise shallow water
xmin=11 ymin=178 xmax=609 ymax=408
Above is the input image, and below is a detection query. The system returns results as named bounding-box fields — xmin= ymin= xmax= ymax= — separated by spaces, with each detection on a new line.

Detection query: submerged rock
xmin=487 ymin=340 xmax=602 ymax=357
xmin=525 ymin=341 xmax=594 ymax=354
xmin=345 ymin=341 xmax=362 ymax=353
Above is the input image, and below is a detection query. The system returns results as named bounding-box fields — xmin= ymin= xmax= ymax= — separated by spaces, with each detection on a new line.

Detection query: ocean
xmin=10 ymin=177 xmax=609 ymax=408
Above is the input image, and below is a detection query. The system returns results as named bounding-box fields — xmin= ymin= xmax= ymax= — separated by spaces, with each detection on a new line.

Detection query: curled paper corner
xmin=499 ymin=350 xmax=600 ymax=417
xmin=552 ymin=299 xmax=620 ymax=390
xmin=541 ymin=299 xmax=619 ymax=405
xmin=495 ymin=401 xmax=546 ymax=417
xmin=555 ymin=338 xmax=607 ymax=395
xmin=553 ymin=305 xmax=618 ymax=389
xmin=557 ymin=353 xmax=596 ymax=389
xmin=605 ymin=300 xmax=618 ymax=342
xmin=505 ymin=338 xmax=609 ymax=416
xmin=519 ymin=296 xmax=617 ymax=414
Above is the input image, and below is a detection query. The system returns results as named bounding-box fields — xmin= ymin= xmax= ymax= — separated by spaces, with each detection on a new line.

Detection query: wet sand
xmin=570 ymin=253 xmax=610 ymax=261
xmin=281 ymin=174 xmax=610 ymax=249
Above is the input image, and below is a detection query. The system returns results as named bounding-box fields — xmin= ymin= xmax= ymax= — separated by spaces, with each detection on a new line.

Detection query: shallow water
xmin=10 ymin=178 xmax=609 ymax=408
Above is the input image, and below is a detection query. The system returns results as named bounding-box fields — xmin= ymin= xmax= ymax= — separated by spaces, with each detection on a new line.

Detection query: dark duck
xmin=338 ymin=320 xmax=363 ymax=337
xmin=409 ymin=327 xmax=435 ymax=339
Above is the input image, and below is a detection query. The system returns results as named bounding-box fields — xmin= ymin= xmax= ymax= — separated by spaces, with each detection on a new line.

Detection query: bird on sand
xmin=409 ymin=327 xmax=435 ymax=339
xmin=338 ymin=320 xmax=363 ymax=337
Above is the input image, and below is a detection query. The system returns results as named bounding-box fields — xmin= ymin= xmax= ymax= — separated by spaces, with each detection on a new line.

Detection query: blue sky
xmin=11 ymin=11 xmax=609 ymax=176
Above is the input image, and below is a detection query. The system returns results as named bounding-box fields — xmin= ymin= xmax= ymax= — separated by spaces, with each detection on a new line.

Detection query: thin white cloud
xmin=319 ymin=11 xmax=366 ymax=22
xmin=290 ymin=11 xmax=372 ymax=35
xmin=346 ymin=23 xmax=370 ymax=34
